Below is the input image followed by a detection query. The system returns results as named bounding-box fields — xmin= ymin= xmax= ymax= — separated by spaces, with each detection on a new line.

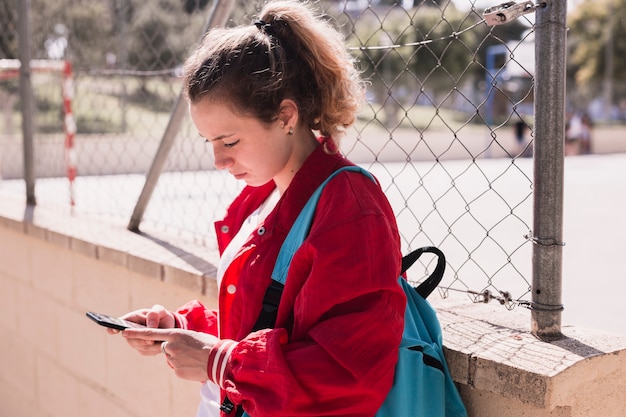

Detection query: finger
xmin=126 ymin=338 xmax=158 ymax=348
xmin=126 ymin=338 xmax=161 ymax=356
xmin=119 ymin=310 xmax=149 ymax=326
xmin=122 ymin=327 xmax=177 ymax=342
xmin=146 ymin=304 xmax=169 ymax=328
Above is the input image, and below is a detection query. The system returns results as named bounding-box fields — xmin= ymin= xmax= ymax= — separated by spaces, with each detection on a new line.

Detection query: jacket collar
xmin=215 ymin=143 xmax=352 ymax=253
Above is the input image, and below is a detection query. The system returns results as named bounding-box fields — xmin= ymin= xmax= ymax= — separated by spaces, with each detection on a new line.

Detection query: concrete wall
xmin=0 ymin=213 xmax=216 ymax=417
xmin=1 ymin=192 xmax=626 ymax=417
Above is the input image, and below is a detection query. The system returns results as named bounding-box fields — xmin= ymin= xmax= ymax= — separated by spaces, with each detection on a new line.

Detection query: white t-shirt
xmin=197 ymin=189 xmax=280 ymax=417
xmin=196 ymin=382 xmax=221 ymax=417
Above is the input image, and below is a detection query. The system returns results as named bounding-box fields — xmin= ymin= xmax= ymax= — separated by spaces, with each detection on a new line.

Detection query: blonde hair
xmin=183 ymin=0 xmax=364 ymax=150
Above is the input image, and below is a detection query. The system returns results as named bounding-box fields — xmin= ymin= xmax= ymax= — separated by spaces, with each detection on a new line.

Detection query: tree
xmin=0 ymin=0 xmax=17 ymax=59
xmin=183 ymin=0 xmax=211 ymax=14
xmin=567 ymin=0 xmax=626 ymax=106
xmin=13 ymin=0 xmax=204 ymax=71
xmin=345 ymin=4 xmax=482 ymax=102
xmin=123 ymin=0 xmax=205 ymax=71
xmin=381 ymin=0 xmax=449 ymax=6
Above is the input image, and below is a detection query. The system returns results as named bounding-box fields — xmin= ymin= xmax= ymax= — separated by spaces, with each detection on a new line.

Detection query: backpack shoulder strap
xmin=251 ymin=166 xmax=374 ymax=332
xmin=271 ymin=166 xmax=375 ymax=285
xmin=401 ymin=246 xmax=446 ymax=299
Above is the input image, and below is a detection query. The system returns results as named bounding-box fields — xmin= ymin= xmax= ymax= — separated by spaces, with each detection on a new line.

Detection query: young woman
xmin=116 ymin=2 xmax=405 ymax=416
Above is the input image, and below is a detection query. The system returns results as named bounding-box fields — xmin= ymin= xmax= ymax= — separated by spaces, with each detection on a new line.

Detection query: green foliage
xmin=18 ymin=0 xmax=204 ymax=71
xmin=345 ymin=4 xmax=527 ymax=89
xmin=568 ymin=1 xmax=609 ymax=85
xmin=65 ymin=2 xmax=116 ymax=67
xmin=345 ymin=5 xmax=482 ymax=98
xmin=567 ymin=0 xmax=626 ymax=103
xmin=3 ymin=0 xmax=534 ymax=133
xmin=183 ymin=0 xmax=211 ymax=14
xmin=378 ymin=0 xmax=449 ymax=7
xmin=0 ymin=0 xmax=17 ymax=58
xmin=125 ymin=0 xmax=203 ymax=70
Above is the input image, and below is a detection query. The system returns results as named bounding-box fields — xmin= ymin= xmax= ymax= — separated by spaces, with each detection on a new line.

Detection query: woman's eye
xmin=223 ymin=140 xmax=240 ymax=148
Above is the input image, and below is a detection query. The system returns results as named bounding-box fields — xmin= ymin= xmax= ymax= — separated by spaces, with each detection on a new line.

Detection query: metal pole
xmin=17 ymin=0 xmax=36 ymax=205
xmin=531 ymin=0 xmax=568 ymax=341
xmin=117 ymin=0 xmax=129 ymax=132
xmin=128 ymin=0 xmax=237 ymax=232
xmin=603 ymin=0 xmax=614 ymax=119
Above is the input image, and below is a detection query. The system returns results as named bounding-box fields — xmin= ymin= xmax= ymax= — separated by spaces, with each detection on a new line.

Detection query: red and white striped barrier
xmin=1 ymin=59 xmax=76 ymax=206
xmin=62 ymin=61 xmax=76 ymax=206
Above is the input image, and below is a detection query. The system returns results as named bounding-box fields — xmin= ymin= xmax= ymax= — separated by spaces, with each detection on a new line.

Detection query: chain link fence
xmin=1 ymin=0 xmax=556 ymax=312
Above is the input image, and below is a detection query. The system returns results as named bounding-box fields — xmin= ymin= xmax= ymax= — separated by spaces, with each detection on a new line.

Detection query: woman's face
xmin=190 ymin=99 xmax=299 ymax=192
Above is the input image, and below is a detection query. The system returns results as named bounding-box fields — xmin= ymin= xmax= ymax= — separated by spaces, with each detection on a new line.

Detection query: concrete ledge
xmin=0 ymin=189 xmax=215 ymax=295
xmin=433 ymin=296 xmax=626 ymax=415
xmin=1 ymin=188 xmax=626 ymax=416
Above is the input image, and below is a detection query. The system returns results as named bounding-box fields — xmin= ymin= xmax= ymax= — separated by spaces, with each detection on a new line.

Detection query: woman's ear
xmin=278 ymin=99 xmax=299 ymax=132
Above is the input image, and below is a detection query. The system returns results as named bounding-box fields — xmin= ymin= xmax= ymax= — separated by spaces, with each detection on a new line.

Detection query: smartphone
xmin=86 ymin=311 xmax=146 ymax=331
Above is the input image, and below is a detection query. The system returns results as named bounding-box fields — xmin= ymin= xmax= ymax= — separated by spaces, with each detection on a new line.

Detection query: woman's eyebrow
xmin=208 ymin=133 xmax=235 ymax=142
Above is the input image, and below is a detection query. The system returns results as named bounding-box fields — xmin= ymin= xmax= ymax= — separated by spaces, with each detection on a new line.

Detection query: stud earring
xmin=288 ymin=126 xmax=294 ymax=135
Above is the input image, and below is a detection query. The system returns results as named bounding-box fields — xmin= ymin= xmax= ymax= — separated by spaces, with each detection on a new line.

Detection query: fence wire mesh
xmin=1 ymin=0 xmax=544 ymax=308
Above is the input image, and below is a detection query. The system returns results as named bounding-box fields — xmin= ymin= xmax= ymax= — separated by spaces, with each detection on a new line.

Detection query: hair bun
xmin=253 ymin=19 xmax=272 ymax=35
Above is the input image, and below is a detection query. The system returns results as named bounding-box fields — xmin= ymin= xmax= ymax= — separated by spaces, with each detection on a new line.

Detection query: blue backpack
xmin=232 ymin=166 xmax=467 ymax=417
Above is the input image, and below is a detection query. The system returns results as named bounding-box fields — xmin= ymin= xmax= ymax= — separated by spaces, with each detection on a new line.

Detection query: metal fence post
xmin=128 ymin=0 xmax=237 ymax=232
xmin=531 ymin=0 xmax=568 ymax=341
xmin=17 ymin=0 xmax=36 ymax=205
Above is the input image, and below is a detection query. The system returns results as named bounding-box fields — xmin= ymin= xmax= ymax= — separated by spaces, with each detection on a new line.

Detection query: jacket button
xmin=226 ymin=284 xmax=236 ymax=294
xmin=221 ymin=225 xmax=229 ymax=234
xmin=257 ymin=226 xmax=266 ymax=235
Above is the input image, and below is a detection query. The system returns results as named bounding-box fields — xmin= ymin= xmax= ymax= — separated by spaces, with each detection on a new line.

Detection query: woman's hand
xmin=107 ymin=304 xmax=177 ymax=355
xmin=122 ymin=327 xmax=219 ymax=382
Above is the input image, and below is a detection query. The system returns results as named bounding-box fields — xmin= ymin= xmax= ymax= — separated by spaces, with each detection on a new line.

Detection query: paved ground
xmin=558 ymin=153 xmax=626 ymax=335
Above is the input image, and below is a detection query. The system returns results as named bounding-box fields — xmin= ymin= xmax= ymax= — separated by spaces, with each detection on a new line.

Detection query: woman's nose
xmin=212 ymin=148 xmax=233 ymax=170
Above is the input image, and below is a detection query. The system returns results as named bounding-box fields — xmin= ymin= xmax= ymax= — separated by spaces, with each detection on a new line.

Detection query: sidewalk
xmin=560 ymin=153 xmax=626 ymax=335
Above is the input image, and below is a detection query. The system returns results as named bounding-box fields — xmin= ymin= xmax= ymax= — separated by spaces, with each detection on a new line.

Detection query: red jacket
xmin=176 ymin=145 xmax=405 ymax=417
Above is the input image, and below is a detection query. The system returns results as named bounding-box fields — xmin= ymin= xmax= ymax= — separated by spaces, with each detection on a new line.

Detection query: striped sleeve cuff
xmin=207 ymin=339 xmax=237 ymax=389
